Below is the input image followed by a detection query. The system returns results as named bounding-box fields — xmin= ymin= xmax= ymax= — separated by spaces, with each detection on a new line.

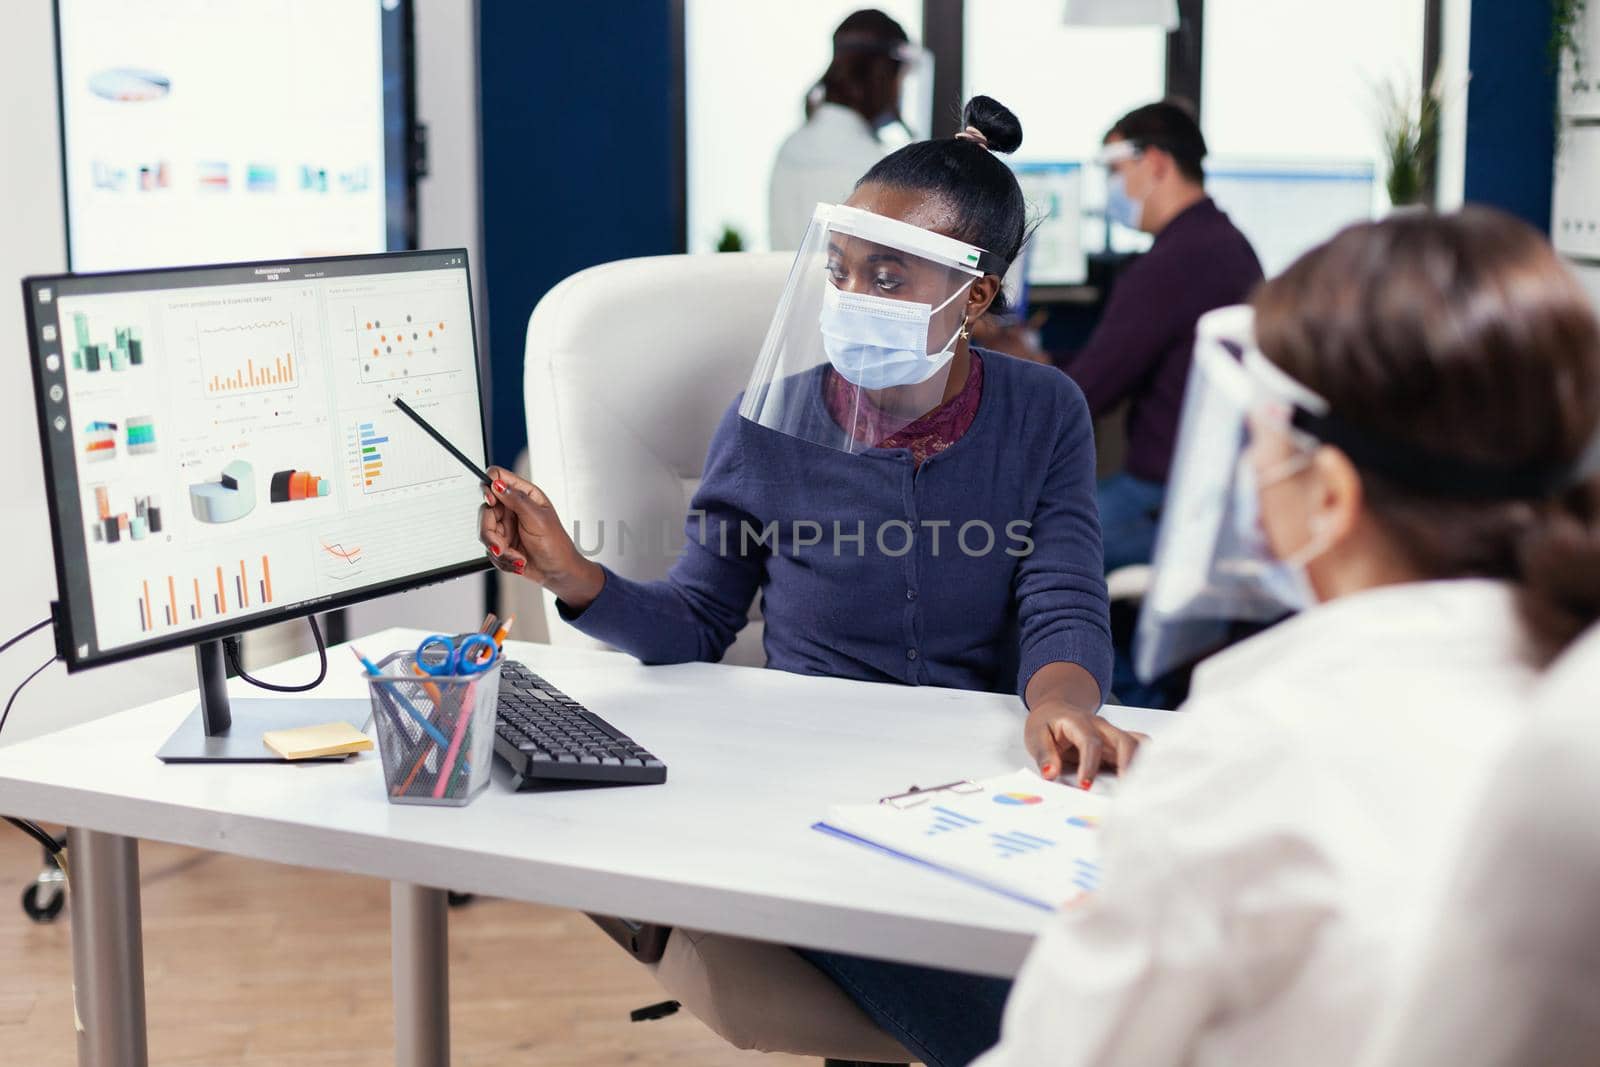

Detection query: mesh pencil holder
xmin=368 ymin=650 xmax=501 ymax=806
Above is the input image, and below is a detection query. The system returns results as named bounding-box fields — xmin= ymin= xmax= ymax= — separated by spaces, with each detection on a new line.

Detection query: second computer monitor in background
xmin=1012 ymin=161 xmax=1089 ymax=288
xmin=1206 ymin=160 xmax=1378 ymax=278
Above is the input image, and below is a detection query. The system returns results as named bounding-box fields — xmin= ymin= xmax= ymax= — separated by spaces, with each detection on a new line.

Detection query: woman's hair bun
xmin=961 ymin=95 xmax=1023 ymax=154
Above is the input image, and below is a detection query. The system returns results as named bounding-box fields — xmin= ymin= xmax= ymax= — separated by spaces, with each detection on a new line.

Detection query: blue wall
xmin=1463 ymin=0 xmax=1556 ymax=231
xmin=478 ymin=3 xmax=680 ymax=466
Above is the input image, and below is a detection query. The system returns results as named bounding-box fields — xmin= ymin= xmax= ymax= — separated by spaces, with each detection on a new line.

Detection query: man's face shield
xmin=1134 ymin=305 xmax=1329 ymax=682
xmin=1095 ymin=139 xmax=1149 ymax=234
xmin=739 ymin=203 xmax=1003 ymax=455
xmin=1093 ymin=138 xmax=1144 ymax=178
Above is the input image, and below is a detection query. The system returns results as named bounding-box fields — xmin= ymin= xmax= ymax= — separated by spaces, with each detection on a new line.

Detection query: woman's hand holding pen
xmin=478 ymin=466 xmax=606 ymax=611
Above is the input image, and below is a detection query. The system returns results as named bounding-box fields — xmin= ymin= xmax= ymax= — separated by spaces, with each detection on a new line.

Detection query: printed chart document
xmin=816 ymin=769 xmax=1110 ymax=911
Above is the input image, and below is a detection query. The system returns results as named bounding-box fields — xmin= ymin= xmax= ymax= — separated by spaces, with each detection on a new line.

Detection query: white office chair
xmin=516 ymin=252 xmax=915 ymax=1066
xmin=1359 ymin=621 xmax=1600 ymax=1067
xmin=513 ymin=250 xmax=799 ymax=667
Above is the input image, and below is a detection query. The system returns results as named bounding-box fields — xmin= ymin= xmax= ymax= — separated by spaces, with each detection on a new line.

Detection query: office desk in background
xmin=0 ymin=629 xmax=1176 ymax=1067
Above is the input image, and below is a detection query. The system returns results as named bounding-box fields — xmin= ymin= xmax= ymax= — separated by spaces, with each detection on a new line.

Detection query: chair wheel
xmin=22 ymin=883 xmax=65 ymax=923
xmin=447 ymin=891 xmax=475 ymax=908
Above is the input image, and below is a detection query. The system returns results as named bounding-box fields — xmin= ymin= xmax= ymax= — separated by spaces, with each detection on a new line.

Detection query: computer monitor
xmin=1204 ymin=160 xmax=1378 ymax=278
xmin=23 ymin=249 xmax=489 ymax=760
xmin=1011 ymin=162 xmax=1088 ymax=287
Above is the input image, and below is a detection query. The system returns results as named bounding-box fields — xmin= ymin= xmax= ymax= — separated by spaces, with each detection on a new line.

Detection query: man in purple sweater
xmin=992 ymin=102 xmax=1263 ymax=572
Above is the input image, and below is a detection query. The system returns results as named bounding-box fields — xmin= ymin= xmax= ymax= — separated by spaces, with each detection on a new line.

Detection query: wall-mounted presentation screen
xmin=25 ymin=251 xmax=487 ymax=670
xmin=55 ymin=0 xmax=416 ymax=272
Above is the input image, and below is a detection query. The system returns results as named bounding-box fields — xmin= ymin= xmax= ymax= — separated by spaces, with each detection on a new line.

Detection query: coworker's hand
xmin=1024 ymin=701 xmax=1146 ymax=788
xmin=478 ymin=466 xmax=605 ymax=610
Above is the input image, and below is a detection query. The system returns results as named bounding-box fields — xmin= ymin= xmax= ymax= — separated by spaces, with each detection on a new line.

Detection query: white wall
xmin=0 ymin=1 xmax=195 ymax=745
xmin=0 ymin=0 xmax=487 ymax=744
xmin=1435 ymin=0 xmax=1473 ymax=210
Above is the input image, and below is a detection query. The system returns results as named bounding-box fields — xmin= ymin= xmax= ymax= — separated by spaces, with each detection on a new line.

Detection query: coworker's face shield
xmin=1095 ymin=139 xmax=1148 ymax=233
xmin=831 ymin=35 xmax=934 ymax=142
xmin=1134 ymin=305 xmax=1329 ymax=682
xmin=886 ymin=42 xmax=934 ymax=145
xmin=739 ymin=202 xmax=1004 ymax=455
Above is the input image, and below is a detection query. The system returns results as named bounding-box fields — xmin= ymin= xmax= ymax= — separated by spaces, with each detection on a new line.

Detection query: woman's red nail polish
xmin=493 ymin=480 xmax=507 ymax=494
xmin=1041 ymin=764 xmax=1055 ymax=777
xmin=1080 ymin=778 xmax=1092 ymax=790
xmin=512 ymin=559 xmax=526 ymax=573
xmin=489 ymin=544 xmax=501 ymax=556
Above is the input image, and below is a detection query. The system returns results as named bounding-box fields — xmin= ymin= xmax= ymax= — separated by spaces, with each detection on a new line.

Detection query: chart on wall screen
xmin=348 ymin=297 xmax=460 ymax=383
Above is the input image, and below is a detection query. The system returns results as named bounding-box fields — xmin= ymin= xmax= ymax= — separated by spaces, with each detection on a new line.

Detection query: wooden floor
xmin=0 ymin=827 xmax=813 ymax=1065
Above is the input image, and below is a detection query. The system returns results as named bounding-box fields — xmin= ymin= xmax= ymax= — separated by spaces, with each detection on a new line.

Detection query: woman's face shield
xmin=1134 ymin=305 xmax=1329 ymax=682
xmin=740 ymin=203 xmax=999 ymax=455
xmin=885 ymin=43 xmax=935 ymax=146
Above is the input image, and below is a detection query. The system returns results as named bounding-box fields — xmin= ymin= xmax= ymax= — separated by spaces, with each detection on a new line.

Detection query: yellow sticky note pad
xmin=263 ymin=722 xmax=374 ymax=760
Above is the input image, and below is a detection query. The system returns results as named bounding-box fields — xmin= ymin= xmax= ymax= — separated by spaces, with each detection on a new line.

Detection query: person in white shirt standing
xmin=768 ymin=10 xmax=916 ymax=250
xmin=965 ymin=208 xmax=1600 ymax=1067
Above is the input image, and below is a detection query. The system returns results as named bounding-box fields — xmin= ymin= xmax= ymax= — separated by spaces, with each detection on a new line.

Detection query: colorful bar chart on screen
xmin=269 ymin=469 xmax=331 ymax=503
xmin=82 ymin=421 xmax=118 ymax=462
xmin=68 ymin=311 xmax=146 ymax=373
xmin=87 ymin=484 xmax=163 ymax=545
xmin=133 ymin=554 xmax=275 ymax=632
xmin=197 ymin=316 xmax=298 ymax=395
xmin=347 ymin=412 xmax=472 ymax=496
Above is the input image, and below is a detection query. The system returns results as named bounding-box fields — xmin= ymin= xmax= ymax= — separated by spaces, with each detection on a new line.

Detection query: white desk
xmin=0 ymin=628 xmax=1176 ymax=1066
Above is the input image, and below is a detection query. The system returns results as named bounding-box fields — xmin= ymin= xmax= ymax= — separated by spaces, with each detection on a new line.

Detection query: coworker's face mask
xmin=1106 ymin=171 xmax=1146 ymax=232
xmin=819 ymin=282 xmax=969 ymax=390
xmin=1229 ymin=452 xmax=1327 ymax=613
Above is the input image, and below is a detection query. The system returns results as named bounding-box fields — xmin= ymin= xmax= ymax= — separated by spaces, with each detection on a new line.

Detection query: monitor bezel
xmin=24 ymin=247 xmax=492 ymax=673
xmin=52 ymin=0 xmax=422 ymax=270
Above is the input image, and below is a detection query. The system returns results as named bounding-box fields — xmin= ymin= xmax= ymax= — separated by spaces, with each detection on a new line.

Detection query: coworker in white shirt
xmin=768 ymin=9 xmax=913 ymax=250
xmin=974 ymin=208 xmax=1600 ymax=1067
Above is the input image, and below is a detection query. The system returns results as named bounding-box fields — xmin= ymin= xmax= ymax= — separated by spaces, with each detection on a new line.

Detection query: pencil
xmin=392 ymin=396 xmax=493 ymax=487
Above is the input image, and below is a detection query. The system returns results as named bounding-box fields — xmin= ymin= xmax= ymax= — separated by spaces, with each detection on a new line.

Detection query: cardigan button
xmin=906 ymin=589 xmax=917 ymax=601
xmin=906 ymin=648 xmax=919 ymax=661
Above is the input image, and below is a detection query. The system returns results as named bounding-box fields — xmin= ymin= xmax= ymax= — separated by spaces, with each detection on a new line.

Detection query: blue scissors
xmin=414 ymin=632 xmax=498 ymax=676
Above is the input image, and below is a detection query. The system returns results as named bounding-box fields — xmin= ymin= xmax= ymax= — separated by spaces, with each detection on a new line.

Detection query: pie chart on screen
xmin=994 ymin=792 xmax=1043 ymax=806
xmin=88 ymin=68 xmax=171 ymax=102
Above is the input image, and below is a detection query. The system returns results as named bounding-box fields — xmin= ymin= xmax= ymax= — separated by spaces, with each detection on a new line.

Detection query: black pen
xmin=391 ymin=396 xmax=494 ymax=487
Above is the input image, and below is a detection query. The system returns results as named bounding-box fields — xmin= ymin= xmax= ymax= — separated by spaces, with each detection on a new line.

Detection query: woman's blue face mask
xmin=819 ymin=281 xmax=969 ymax=390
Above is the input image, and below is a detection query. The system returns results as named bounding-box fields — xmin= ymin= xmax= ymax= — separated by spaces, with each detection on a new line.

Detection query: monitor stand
xmin=157 ymin=640 xmax=371 ymax=763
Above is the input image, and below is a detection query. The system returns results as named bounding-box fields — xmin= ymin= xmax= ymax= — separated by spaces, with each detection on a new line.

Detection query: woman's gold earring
xmin=959 ymin=317 xmax=971 ymax=341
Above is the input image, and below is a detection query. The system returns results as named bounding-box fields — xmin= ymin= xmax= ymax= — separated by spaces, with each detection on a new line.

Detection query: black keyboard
xmin=493 ymin=660 xmax=666 ymax=788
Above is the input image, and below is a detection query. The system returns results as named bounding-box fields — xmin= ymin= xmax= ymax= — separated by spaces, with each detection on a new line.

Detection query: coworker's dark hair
xmin=856 ymin=95 xmax=1030 ymax=314
xmin=1253 ymin=208 xmax=1600 ymax=661
xmin=1107 ymin=100 xmax=1207 ymax=184
xmin=814 ymin=9 xmax=909 ymax=121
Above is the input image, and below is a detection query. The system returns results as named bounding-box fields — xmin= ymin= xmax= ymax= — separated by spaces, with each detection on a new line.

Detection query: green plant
xmin=1552 ymin=0 xmax=1588 ymax=77
xmin=1552 ymin=0 xmax=1588 ymax=155
xmin=715 ymin=225 xmax=744 ymax=253
xmin=1378 ymin=77 xmax=1442 ymax=207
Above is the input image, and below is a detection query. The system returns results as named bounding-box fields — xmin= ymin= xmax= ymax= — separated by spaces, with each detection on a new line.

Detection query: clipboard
xmin=814 ymin=769 xmax=1110 ymax=911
